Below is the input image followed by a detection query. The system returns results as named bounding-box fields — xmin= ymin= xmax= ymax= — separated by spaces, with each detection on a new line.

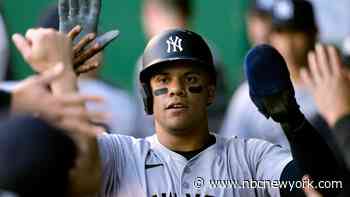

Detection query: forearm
xmin=68 ymin=135 xmax=101 ymax=196
xmin=50 ymin=67 xmax=78 ymax=95
xmin=49 ymin=66 xmax=102 ymax=195
xmin=282 ymin=111 xmax=343 ymax=195
xmin=333 ymin=114 xmax=350 ymax=169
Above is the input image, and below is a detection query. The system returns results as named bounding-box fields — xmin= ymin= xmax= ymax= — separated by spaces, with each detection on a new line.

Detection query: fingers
xmin=59 ymin=107 xmax=108 ymax=135
xmin=94 ymin=30 xmax=120 ymax=48
xmin=73 ymin=30 xmax=119 ymax=68
xmin=327 ymin=46 xmax=342 ymax=76
xmin=59 ymin=94 xmax=104 ymax=106
xmin=70 ymin=0 xmax=79 ymax=17
xmin=64 ymin=102 xmax=107 ymax=121
xmin=90 ymin=0 xmax=101 ymax=17
xmin=75 ymin=61 xmax=100 ymax=74
xmin=87 ymin=111 xmax=110 ymax=123
xmin=73 ymin=43 xmax=100 ymax=66
xmin=73 ymin=33 xmax=96 ymax=56
xmin=12 ymin=33 xmax=32 ymax=61
xmin=59 ymin=118 xmax=105 ymax=137
xmin=302 ymin=176 xmax=322 ymax=197
xmin=315 ymin=44 xmax=331 ymax=78
xmin=308 ymin=51 xmax=322 ymax=84
xmin=67 ymin=25 xmax=82 ymax=41
xmin=60 ymin=107 xmax=109 ymax=122
xmin=59 ymin=0 xmax=69 ymax=21
xmin=300 ymin=68 xmax=314 ymax=88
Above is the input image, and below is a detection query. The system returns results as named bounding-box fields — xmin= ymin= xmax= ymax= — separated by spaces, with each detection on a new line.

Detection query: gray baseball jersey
xmin=98 ymin=133 xmax=292 ymax=197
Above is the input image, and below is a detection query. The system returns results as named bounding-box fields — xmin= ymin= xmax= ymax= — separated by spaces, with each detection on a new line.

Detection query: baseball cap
xmin=249 ymin=0 xmax=275 ymax=15
xmin=271 ymin=0 xmax=317 ymax=33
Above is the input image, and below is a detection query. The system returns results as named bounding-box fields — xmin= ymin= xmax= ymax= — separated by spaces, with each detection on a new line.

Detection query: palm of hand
xmin=59 ymin=0 xmax=100 ymax=42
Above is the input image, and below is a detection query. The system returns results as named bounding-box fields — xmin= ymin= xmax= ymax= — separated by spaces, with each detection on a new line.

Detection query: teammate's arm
xmin=245 ymin=45 xmax=343 ymax=196
xmin=12 ymin=28 xmax=103 ymax=196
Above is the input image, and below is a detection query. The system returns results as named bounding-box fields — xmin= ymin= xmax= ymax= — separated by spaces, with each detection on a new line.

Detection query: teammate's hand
xmin=301 ymin=44 xmax=350 ymax=127
xmin=12 ymin=28 xmax=73 ymax=73
xmin=68 ymin=26 xmax=120 ymax=74
xmin=59 ymin=0 xmax=100 ymax=43
xmin=11 ymin=64 xmax=106 ymax=136
xmin=60 ymin=0 xmax=120 ymax=75
xmin=302 ymin=175 xmax=323 ymax=197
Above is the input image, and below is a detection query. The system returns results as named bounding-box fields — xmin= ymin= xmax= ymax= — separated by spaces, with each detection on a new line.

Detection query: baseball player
xmin=132 ymin=0 xmax=229 ymax=138
xmin=18 ymin=23 xmax=343 ymax=196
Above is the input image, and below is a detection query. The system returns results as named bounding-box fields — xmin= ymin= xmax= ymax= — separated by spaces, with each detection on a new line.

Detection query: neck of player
xmin=155 ymin=118 xmax=212 ymax=152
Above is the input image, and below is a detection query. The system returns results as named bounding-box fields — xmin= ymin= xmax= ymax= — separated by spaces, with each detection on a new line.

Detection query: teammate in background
xmin=132 ymin=0 xmax=229 ymax=137
xmin=221 ymin=0 xmax=326 ymax=149
xmin=245 ymin=0 xmax=273 ymax=46
xmin=301 ymin=44 xmax=350 ymax=197
xmin=218 ymin=0 xmax=274 ymax=134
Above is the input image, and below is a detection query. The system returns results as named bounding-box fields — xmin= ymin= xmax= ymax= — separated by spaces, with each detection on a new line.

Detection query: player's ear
xmin=207 ymin=85 xmax=215 ymax=105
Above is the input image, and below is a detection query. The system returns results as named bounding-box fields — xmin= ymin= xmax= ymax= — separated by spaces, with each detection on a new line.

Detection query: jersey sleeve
xmin=246 ymin=139 xmax=293 ymax=197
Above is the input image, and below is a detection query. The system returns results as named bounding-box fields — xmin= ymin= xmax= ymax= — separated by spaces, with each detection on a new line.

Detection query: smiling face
xmin=149 ymin=61 xmax=215 ymax=134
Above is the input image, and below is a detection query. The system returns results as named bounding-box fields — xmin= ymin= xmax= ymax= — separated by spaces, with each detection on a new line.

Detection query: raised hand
xmin=66 ymin=26 xmax=119 ymax=74
xmin=12 ymin=28 xmax=73 ymax=73
xmin=59 ymin=0 xmax=101 ymax=43
xmin=61 ymin=0 xmax=120 ymax=75
xmin=301 ymin=44 xmax=350 ymax=126
xmin=72 ymin=29 xmax=120 ymax=74
xmin=302 ymin=176 xmax=323 ymax=197
xmin=11 ymin=64 xmax=107 ymax=136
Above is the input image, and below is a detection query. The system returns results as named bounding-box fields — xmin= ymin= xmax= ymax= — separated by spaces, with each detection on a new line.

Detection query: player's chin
xmin=165 ymin=118 xmax=193 ymax=132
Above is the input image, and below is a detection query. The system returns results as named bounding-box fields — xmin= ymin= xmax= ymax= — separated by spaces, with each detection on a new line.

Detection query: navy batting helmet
xmin=140 ymin=28 xmax=216 ymax=114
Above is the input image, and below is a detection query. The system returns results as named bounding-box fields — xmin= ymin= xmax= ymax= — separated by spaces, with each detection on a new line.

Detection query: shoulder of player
xmin=97 ymin=133 xmax=152 ymax=153
xmin=219 ymin=135 xmax=282 ymax=151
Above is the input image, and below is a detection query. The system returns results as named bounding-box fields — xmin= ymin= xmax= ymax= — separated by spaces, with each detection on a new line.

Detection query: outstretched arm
xmin=244 ymin=44 xmax=344 ymax=196
xmin=12 ymin=28 xmax=103 ymax=196
xmin=301 ymin=44 xmax=350 ymax=170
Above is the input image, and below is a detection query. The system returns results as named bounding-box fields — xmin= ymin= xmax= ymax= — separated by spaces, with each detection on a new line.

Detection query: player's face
xmin=247 ymin=14 xmax=272 ymax=45
xmin=270 ymin=30 xmax=315 ymax=68
xmin=150 ymin=62 xmax=215 ymax=133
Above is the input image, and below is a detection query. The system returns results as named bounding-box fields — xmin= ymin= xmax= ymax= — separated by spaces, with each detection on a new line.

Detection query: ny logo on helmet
xmin=166 ymin=36 xmax=183 ymax=53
